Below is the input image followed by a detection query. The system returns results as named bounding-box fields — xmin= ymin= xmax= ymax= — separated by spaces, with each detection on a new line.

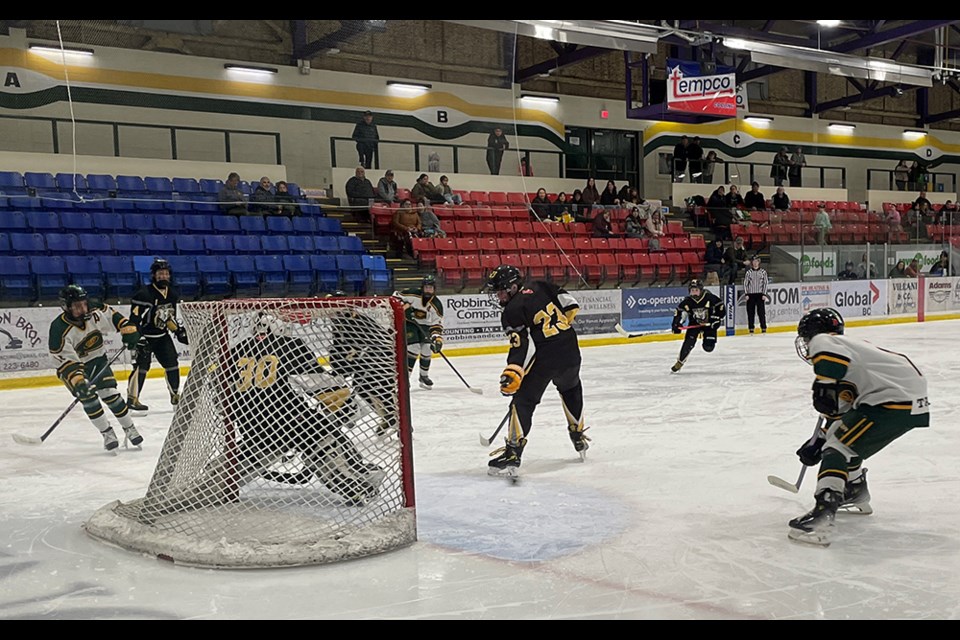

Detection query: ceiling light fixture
xmin=223 ymin=63 xmax=278 ymax=75
xmin=743 ymin=116 xmax=773 ymax=125
xmin=520 ymin=94 xmax=560 ymax=104
xmin=903 ymin=129 xmax=927 ymax=138
xmin=386 ymin=80 xmax=433 ymax=91
xmin=828 ymin=122 xmax=856 ymax=132
xmin=28 ymin=44 xmax=94 ymax=56
xmin=816 ymin=20 xmax=841 ymax=28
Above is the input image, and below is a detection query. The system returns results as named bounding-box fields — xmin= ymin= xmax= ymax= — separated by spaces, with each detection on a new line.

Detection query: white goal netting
xmin=84 ymin=297 xmax=416 ymax=568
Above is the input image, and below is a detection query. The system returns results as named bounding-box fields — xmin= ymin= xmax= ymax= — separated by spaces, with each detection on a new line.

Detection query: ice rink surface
xmin=1 ymin=320 xmax=958 ymax=620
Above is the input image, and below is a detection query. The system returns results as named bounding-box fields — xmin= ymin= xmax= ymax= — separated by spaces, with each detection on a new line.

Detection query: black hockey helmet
xmin=795 ymin=307 xmax=844 ymax=362
xmin=59 ymin=284 xmax=91 ymax=319
xmin=483 ymin=264 xmax=523 ymax=307
xmin=422 ymin=274 xmax=437 ymax=291
xmin=150 ymin=258 xmax=172 ymax=284
xmin=688 ymin=278 xmax=704 ymax=293
xmin=324 ymin=290 xmax=347 ymax=298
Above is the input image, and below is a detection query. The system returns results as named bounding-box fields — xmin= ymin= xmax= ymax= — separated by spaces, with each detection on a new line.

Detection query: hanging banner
xmin=666 ymin=60 xmax=737 ymax=117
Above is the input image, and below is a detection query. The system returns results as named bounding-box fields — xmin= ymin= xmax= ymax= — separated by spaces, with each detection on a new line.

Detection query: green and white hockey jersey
xmin=48 ymin=303 xmax=135 ymax=381
xmin=395 ymin=287 xmax=444 ymax=343
xmin=809 ymin=333 xmax=929 ymax=416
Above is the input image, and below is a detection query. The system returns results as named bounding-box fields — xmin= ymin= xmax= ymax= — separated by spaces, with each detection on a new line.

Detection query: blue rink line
xmin=414 ymin=473 xmax=630 ymax=562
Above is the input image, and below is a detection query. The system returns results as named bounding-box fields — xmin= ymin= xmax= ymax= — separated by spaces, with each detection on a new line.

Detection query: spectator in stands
xmin=345 ymin=166 xmax=376 ymax=223
xmin=884 ymin=204 xmax=902 ymax=242
xmin=376 ymin=169 xmax=398 ymax=203
xmin=905 ymin=258 xmax=921 ymax=278
xmin=437 ymin=175 xmax=463 ymax=205
xmin=600 ymin=180 xmax=621 ymax=208
xmin=813 ymin=203 xmax=833 ymax=245
xmin=688 ymin=136 xmax=704 ymax=182
xmin=894 ymin=160 xmax=910 ymax=191
xmin=912 ymin=189 xmax=932 ymax=211
xmin=570 ymin=189 xmax=590 ymax=223
xmin=273 ymin=181 xmax=302 ymax=217
xmin=723 ymin=236 xmax=750 ymax=285
xmin=704 ymin=238 xmax=725 ymax=278
xmin=771 ymin=146 xmax=790 ymax=187
xmin=772 ymin=186 xmax=790 ymax=211
xmin=618 ymin=182 xmax=633 ymax=203
xmin=935 ymin=200 xmax=958 ymax=225
xmin=673 ymin=135 xmax=690 ymax=182
xmin=625 ymin=205 xmax=647 ymax=239
xmin=725 ymin=184 xmax=745 ymax=210
xmin=789 ymin=146 xmax=807 ymax=187
xmin=743 ymin=182 xmax=766 ymax=211
xmin=908 ymin=161 xmax=923 ymax=191
xmin=411 ymin=173 xmax=446 ymax=206
xmin=592 ymin=209 xmax=615 ymax=238
xmin=581 ymin=177 xmax=601 ymax=212
xmin=416 ymin=199 xmax=445 ymax=238
xmin=929 ymin=250 xmax=956 ymax=277
xmin=551 ymin=192 xmax=572 ymax=223
xmin=390 ymin=198 xmax=421 ymax=257
xmin=486 ymin=127 xmax=510 ymax=175
xmin=907 ymin=201 xmax=933 ymax=237
xmin=352 ymin=110 xmax=379 ymax=170
xmin=428 ymin=152 xmax=441 ymax=173
xmin=249 ymin=176 xmax=280 ymax=215
xmin=218 ymin=172 xmax=249 ymax=215
xmin=838 ymin=261 xmax=859 ymax=280
xmin=889 ymin=259 xmax=908 ymax=278
xmin=624 ymin=187 xmax=643 ymax=206
xmin=519 ymin=157 xmax=534 ymax=177
xmin=702 ymin=150 xmax=720 ymax=184
xmin=530 ymin=188 xmax=553 ymax=221
xmin=856 ymin=252 xmax=878 ymax=279
xmin=644 ymin=209 xmax=666 ymax=250
xmin=707 ymin=186 xmax=733 ymax=240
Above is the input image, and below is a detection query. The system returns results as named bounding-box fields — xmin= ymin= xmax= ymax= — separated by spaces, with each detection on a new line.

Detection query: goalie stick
xmin=767 ymin=416 xmax=825 ymax=493
xmin=12 ymin=346 xmax=128 ymax=446
xmin=439 ymin=352 xmax=484 ymax=395
xmin=614 ymin=323 xmax=704 ymax=339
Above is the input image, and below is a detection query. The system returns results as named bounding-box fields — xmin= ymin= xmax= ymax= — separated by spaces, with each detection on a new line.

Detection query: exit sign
xmin=600 ymin=109 xmax=609 ymax=119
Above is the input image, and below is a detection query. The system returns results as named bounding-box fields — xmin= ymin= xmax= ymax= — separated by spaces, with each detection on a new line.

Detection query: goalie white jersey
xmin=809 ymin=333 xmax=929 ymax=414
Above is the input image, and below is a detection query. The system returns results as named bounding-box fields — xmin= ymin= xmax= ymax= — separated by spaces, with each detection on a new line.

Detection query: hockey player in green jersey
xmin=789 ymin=307 xmax=930 ymax=545
xmin=394 ymin=275 xmax=444 ymax=390
xmin=48 ymin=285 xmax=144 ymax=452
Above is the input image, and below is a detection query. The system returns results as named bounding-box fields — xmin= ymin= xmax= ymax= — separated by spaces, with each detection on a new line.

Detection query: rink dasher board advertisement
xmin=620 ymin=287 xmax=688 ymax=332
xmin=443 ymin=290 xmax=621 ymax=344
xmin=923 ymin=276 xmax=960 ymax=313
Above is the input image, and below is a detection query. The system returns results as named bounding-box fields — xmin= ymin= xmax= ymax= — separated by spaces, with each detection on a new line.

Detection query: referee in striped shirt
xmin=744 ymin=256 xmax=769 ymax=334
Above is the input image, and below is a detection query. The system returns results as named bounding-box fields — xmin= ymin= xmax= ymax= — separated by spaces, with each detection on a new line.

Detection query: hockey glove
xmin=175 ymin=326 xmax=189 ymax=345
xmin=709 ymin=318 xmax=722 ymax=330
xmin=796 ymin=436 xmax=827 ymax=466
xmin=499 ymin=364 xmax=525 ymax=396
xmin=120 ymin=325 xmax=142 ymax=350
xmin=672 ymin=324 xmax=682 ymax=334
xmin=431 ymin=335 xmax=443 ymax=354
xmin=67 ymin=373 xmax=92 ymax=400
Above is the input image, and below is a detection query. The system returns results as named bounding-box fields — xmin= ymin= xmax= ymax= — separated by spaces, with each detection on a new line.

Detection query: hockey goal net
xmin=84 ymin=297 xmax=416 ymax=568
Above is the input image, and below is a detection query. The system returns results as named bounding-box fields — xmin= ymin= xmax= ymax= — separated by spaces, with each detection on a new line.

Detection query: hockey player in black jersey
xmin=670 ymin=279 xmax=725 ymax=372
xmin=481 ymin=265 xmax=590 ymax=478
xmin=126 ymin=259 xmax=189 ymax=412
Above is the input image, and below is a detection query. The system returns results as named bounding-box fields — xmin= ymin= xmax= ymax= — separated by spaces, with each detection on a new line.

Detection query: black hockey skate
xmin=418 ymin=374 xmax=434 ymax=390
xmin=127 ymin=398 xmax=149 ymax=413
xmin=169 ymin=390 xmax=180 ymax=406
xmin=788 ymin=489 xmax=841 ymax=546
xmin=568 ymin=426 xmax=591 ymax=461
xmin=839 ymin=470 xmax=872 ymax=515
xmin=488 ymin=437 xmax=527 ymax=479
xmin=670 ymin=359 xmax=685 ymax=373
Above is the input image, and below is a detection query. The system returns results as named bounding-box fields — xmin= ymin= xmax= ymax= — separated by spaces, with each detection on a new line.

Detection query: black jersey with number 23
xmin=502 ymin=281 xmax=581 ymax=368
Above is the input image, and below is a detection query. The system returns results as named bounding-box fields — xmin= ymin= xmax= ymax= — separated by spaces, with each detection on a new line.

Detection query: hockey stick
xmin=439 ymin=351 xmax=484 ymax=395
xmin=614 ymin=323 xmax=704 ymax=339
xmin=12 ymin=346 xmax=128 ymax=446
xmin=479 ymin=405 xmax=513 ymax=447
xmin=767 ymin=416 xmax=825 ymax=493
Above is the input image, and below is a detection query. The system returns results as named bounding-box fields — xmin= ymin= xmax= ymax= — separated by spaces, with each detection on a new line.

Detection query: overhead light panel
xmin=444 ymin=20 xmax=659 ymax=54
xmin=743 ymin=116 xmax=773 ymax=125
xmin=903 ymin=129 xmax=927 ymax=138
xmin=828 ymin=122 xmax=856 ymax=132
xmin=224 ymin=63 xmax=278 ymax=75
xmin=817 ymin=20 xmax=842 ymax=28
xmin=386 ymin=80 xmax=433 ymax=91
xmin=29 ymin=43 xmax=94 ymax=56
xmin=520 ymin=94 xmax=560 ymax=104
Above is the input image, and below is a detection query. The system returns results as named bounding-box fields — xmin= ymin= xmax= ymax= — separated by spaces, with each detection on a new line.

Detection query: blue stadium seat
xmin=315 ymin=217 xmax=342 ymax=235
xmin=232 ymin=235 xmax=261 ymax=255
xmin=0 ymin=232 xmax=9 ymax=253
xmin=336 ymin=255 xmax=367 ymax=293
xmin=10 ymin=232 xmax=46 ymax=255
xmin=301 ymin=202 xmax=324 ymax=217
xmin=56 ymin=173 xmax=88 ymax=192
xmin=196 ymin=255 xmax=231 ymax=298
xmin=133 ymin=195 xmax=165 ymax=212
xmin=254 ymin=255 xmax=287 ymax=297
xmin=188 ymin=194 xmax=219 ymax=214
xmin=239 ymin=181 xmax=252 ymax=196
xmin=0 ymin=211 xmax=28 ymax=232
xmin=112 ymin=234 xmax=145 ymax=255
xmin=99 ymin=256 xmax=137 ymax=298
xmin=45 ymin=233 xmax=81 ymax=254
xmin=65 ymin=255 xmax=104 ymax=298
xmin=91 ymin=211 xmax=124 ymax=233
xmin=74 ymin=194 xmax=111 ymax=211
xmin=260 ymin=235 xmax=289 ymax=254
xmin=239 ymin=216 xmax=266 ymax=234
xmin=285 ymin=183 xmax=302 ymax=198
xmin=78 ymin=233 xmax=113 ymax=255
xmin=122 ymin=213 xmax=155 ymax=233
xmin=183 ymin=214 xmax=213 ymax=234
xmin=0 ymin=256 xmax=33 ymax=300
xmin=133 ymin=256 xmax=156 ymax=284
xmin=40 ymin=195 xmax=75 ymax=210
xmin=144 ymin=176 xmax=173 ymax=194
xmin=282 ymin=255 xmax=314 ymax=296
xmin=287 ymin=236 xmax=314 ymax=253
xmin=313 ymin=236 xmax=339 ymax=254
xmin=116 ymin=175 xmax=146 ymax=193
xmin=310 ymin=255 xmax=340 ymax=293
xmin=153 ymin=215 xmax=184 ymax=233
xmin=204 ymin=235 xmax=233 ymax=254
xmin=30 ymin=255 xmax=69 ymax=298
xmin=266 ymin=216 xmax=293 ymax=234
xmin=6 ymin=195 xmax=40 ymax=210
xmin=59 ymin=212 xmax=94 ymax=232
xmin=212 ymin=215 xmax=240 ymax=234
xmin=86 ymin=174 xmax=118 ymax=192
xmin=199 ymin=178 xmax=222 ymax=194
xmin=174 ymin=235 xmax=206 ymax=255
xmin=144 ymin=234 xmax=176 ymax=255
xmin=167 ymin=256 xmax=199 ymax=299
xmin=362 ymin=254 xmax=392 ymax=294
xmin=172 ymin=177 xmax=200 ymax=193
xmin=337 ymin=235 xmax=364 ymax=254
xmin=23 ymin=172 xmax=57 ymax=192
xmin=291 ymin=217 xmax=317 ymax=234
xmin=26 ymin=210 xmax=60 ymax=231
xmin=225 ymin=255 xmax=259 ymax=297
xmin=0 ymin=195 xmax=8 ymax=210
xmin=0 ymin=171 xmax=27 ymax=194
